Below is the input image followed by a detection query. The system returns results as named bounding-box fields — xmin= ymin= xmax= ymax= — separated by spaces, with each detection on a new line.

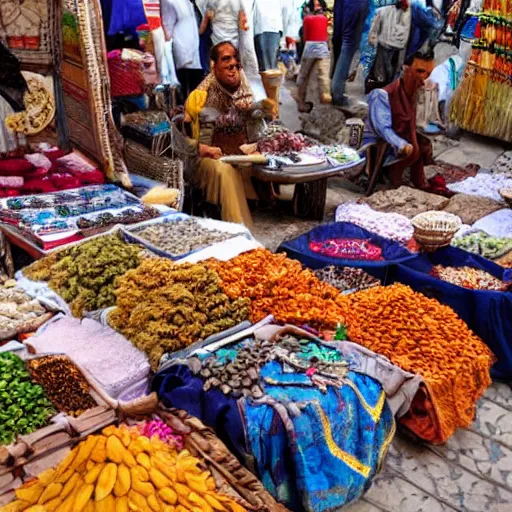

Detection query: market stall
xmin=389 ymin=245 xmax=512 ymax=379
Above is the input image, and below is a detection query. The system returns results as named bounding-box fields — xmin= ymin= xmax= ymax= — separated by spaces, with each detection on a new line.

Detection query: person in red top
xmin=294 ymin=0 xmax=331 ymax=112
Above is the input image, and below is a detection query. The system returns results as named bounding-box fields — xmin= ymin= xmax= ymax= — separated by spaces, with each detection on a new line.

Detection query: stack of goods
xmin=363 ymin=186 xmax=450 ymax=218
xmin=27 ymin=317 xmax=150 ymax=399
xmin=23 ymin=234 xmax=143 ymax=317
xmin=452 ymin=231 xmax=512 ymax=260
xmin=309 ymin=238 xmax=383 ymax=260
xmin=0 ymin=281 xmax=53 ymax=341
xmin=108 ymin=49 xmax=157 ymax=97
xmin=497 ymin=252 xmax=512 ymax=268
xmin=0 ymin=184 xmax=155 ymax=249
xmin=206 ymin=249 xmax=347 ymax=329
xmin=108 ymin=259 xmax=250 ymax=368
xmin=442 ymin=193 xmax=504 ymax=225
xmin=129 ymin=218 xmax=242 ymax=258
xmin=491 ymin=150 xmax=512 ymax=174
xmin=314 ymin=266 xmax=381 ymax=293
xmin=256 ymin=130 xmax=308 ymax=155
xmin=335 ymin=203 xmax=413 ymax=244
xmin=122 ymin=111 xmax=170 ymax=139
xmin=449 ymin=9 xmax=512 ymax=141
xmin=335 ymin=283 xmax=494 ymax=443
xmin=0 ymin=149 xmax=104 ymax=198
xmin=430 ymin=265 xmax=511 ymax=291
xmin=447 ymin=173 xmax=512 ymax=201
xmin=27 ymin=356 xmax=98 ymax=417
xmin=3 ymin=423 xmax=247 ymax=512
xmin=154 ymin=328 xmax=400 ymax=511
xmin=0 ymin=352 xmax=55 ymax=445
xmin=425 ymin=161 xmax=480 ymax=183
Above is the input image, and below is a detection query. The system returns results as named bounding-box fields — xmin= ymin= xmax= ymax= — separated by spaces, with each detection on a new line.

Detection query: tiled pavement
xmin=346 ymin=383 xmax=512 ymax=512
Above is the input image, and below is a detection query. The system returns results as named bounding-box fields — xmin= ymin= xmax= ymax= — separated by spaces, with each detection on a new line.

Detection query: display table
xmin=0 ymin=224 xmax=46 ymax=260
xmin=252 ymin=158 xmax=366 ymax=220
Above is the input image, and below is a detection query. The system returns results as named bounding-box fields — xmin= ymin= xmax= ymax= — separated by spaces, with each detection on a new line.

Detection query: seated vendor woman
xmin=365 ymin=49 xmax=435 ymax=189
xmin=184 ymin=41 xmax=277 ymax=227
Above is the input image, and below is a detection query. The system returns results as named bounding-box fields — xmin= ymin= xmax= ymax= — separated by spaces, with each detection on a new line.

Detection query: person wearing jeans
xmin=331 ymin=0 xmax=369 ymax=106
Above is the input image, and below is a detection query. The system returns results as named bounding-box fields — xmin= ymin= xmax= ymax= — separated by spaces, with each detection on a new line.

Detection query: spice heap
xmin=206 ymin=249 xmax=347 ymax=328
xmin=108 ymin=259 xmax=250 ymax=368
xmin=497 ymin=251 xmax=512 ymax=268
xmin=0 ymin=352 xmax=55 ymax=445
xmin=431 ymin=265 xmax=510 ymax=291
xmin=27 ymin=356 xmax=97 ymax=417
xmin=452 ymin=231 xmax=512 ymax=260
xmin=336 ymin=283 xmax=493 ymax=442
xmin=314 ymin=266 xmax=380 ymax=293
xmin=23 ymin=234 xmax=142 ymax=317
xmin=0 ymin=280 xmax=51 ymax=340
xmin=309 ymin=238 xmax=383 ymax=260
xmin=335 ymin=203 xmax=413 ymax=244
xmin=132 ymin=218 xmax=239 ymax=257
xmin=6 ymin=423 xmax=246 ymax=512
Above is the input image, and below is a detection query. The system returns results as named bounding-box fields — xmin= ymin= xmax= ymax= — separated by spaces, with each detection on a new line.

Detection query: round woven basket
xmin=411 ymin=211 xmax=462 ymax=252
xmin=499 ymin=187 xmax=512 ymax=207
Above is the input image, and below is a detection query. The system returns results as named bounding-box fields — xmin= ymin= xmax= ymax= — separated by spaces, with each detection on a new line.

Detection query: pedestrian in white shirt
xmin=253 ymin=0 xmax=290 ymax=70
xmin=161 ymin=0 xmax=204 ymax=100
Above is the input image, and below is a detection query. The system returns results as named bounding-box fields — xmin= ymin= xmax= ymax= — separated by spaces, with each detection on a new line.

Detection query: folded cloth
xmin=24 ymin=153 xmax=52 ymax=171
xmin=0 ymin=176 xmax=23 ymax=188
xmin=0 ymin=158 xmax=34 ymax=176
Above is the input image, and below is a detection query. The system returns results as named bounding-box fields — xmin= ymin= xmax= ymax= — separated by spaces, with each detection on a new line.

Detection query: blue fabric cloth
xmin=101 ymin=0 xmax=147 ymax=37
xmin=331 ymin=0 xmax=369 ymax=103
xmin=364 ymin=88 xmax=408 ymax=151
xmin=153 ymin=336 xmax=395 ymax=511
xmin=151 ymin=365 xmax=248 ymax=458
xmin=389 ymin=246 xmax=512 ymax=380
xmin=277 ymin=222 xmax=417 ymax=281
xmin=245 ymin=363 xmax=395 ymax=511
xmin=406 ymin=2 xmax=443 ymax=57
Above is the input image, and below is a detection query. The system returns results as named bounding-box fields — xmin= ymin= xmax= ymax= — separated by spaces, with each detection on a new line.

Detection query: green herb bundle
xmin=0 ymin=352 xmax=55 ymax=445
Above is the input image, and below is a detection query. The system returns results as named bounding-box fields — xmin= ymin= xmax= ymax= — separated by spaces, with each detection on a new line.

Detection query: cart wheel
xmin=293 ymin=179 xmax=327 ymax=220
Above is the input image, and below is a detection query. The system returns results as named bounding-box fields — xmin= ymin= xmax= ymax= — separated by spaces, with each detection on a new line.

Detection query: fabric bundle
xmin=447 ymin=172 xmax=512 ymax=202
xmin=335 ymin=203 xmax=413 ymax=244
xmin=153 ymin=327 xmax=402 ymax=511
xmin=28 ymin=316 xmax=150 ymax=398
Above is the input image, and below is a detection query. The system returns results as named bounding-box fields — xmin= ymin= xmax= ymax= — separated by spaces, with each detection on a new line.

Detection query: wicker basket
xmin=124 ymin=140 xmax=184 ymax=210
xmin=499 ymin=188 xmax=512 ymax=207
xmin=411 ymin=211 xmax=462 ymax=252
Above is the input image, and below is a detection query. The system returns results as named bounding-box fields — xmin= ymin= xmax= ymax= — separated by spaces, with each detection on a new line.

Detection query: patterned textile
xmin=196 ymin=71 xmax=254 ymax=114
xmin=244 ymin=364 xmax=394 ymax=511
xmin=309 ymin=238 xmax=383 ymax=260
xmin=153 ymin=328 xmax=397 ymax=511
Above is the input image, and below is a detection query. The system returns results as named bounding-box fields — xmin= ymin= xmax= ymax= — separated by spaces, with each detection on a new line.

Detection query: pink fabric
xmin=24 ymin=153 xmax=53 ymax=171
xmin=57 ymin=152 xmax=97 ymax=173
xmin=0 ymin=176 xmax=24 ymax=188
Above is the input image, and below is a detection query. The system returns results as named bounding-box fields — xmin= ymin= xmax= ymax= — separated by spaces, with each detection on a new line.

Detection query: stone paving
xmin=249 ymin=64 xmax=511 ymax=511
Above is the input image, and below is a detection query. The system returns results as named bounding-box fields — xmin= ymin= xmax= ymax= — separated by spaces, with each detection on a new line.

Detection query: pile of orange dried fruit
xmin=206 ymin=249 xmax=347 ymax=329
xmin=336 ymin=283 xmax=494 ymax=442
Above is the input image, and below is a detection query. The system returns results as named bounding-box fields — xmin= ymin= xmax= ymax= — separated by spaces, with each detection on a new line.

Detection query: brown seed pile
xmin=27 ymin=355 xmax=97 ymax=417
xmin=314 ymin=266 xmax=381 ymax=293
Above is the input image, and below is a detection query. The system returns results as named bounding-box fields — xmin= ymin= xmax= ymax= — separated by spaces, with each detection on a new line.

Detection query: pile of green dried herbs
xmin=27 ymin=355 xmax=97 ymax=417
xmin=108 ymin=258 xmax=250 ymax=368
xmin=0 ymin=352 xmax=55 ymax=445
xmin=23 ymin=234 xmax=142 ymax=317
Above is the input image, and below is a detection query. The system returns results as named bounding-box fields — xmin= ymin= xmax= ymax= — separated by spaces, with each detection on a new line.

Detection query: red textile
xmin=309 ymin=238 xmax=383 ymax=260
xmin=22 ymin=177 xmax=57 ymax=194
xmin=303 ymin=14 xmax=328 ymax=42
xmin=0 ymin=189 xmax=21 ymax=198
xmin=0 ymin=158 xmax=34 ymax=176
